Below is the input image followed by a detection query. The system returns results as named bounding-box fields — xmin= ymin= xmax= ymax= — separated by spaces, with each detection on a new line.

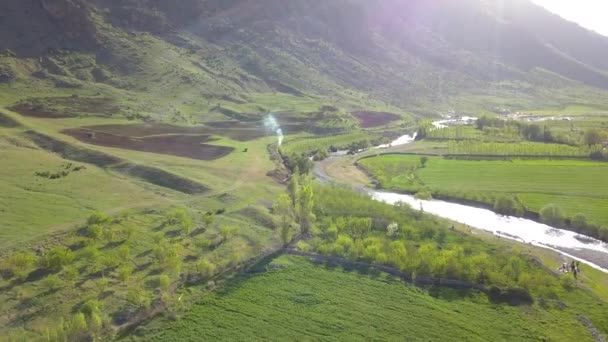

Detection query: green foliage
xmin=70 ymin=313 xmax=88 ymax=335
xmin=540 ymin=204 xmax=564 ymax=227
xmin=41 ymin=274 xmax=63 ymax=291
xmin=63 ymin=267 xmax=80 ymax=285
xmin=414 ymin=191 xmax=432 ymax=200
xmin=571 ymin=213 xmax=588 ymax=231
xmin=282 ymin=133 xmax=379 ymax=156
xmin=165 ymin=208 xmax=193 ymax=235
xmin=196 ymin=259 xmax=217 ymax=279
xmin=127 ymin=287 xmax=153 ymax=309
xmin=420 ymin=156 xmax=428 ymax=168
xmin=493 ymin=196 xmax=522 ymax=216
xmin=6 ymin=252 xmax=36 ymax=280
xmin=296 ymin=175 xmax=315 ymax=236
xmin=584 ymin=129 xmax=605 ymax=146
xmin=39 ymin=247 xmax=75 ymax=271
xmin=116 ymin=265 xmax=134 ymax=282
xmin=219 ymin=226 xmax=239 ymax=242
xmin=159 ymin=274 xmax=171 ymax=291
xmin=87 ymin=212 xmax=111 ymax=226
xmin=447 ymin=141 xmax=600 ymax=157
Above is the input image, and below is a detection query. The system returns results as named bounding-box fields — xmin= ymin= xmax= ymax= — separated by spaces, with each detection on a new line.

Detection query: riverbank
xmin=313 ymin=140 xmax=608 ymax=274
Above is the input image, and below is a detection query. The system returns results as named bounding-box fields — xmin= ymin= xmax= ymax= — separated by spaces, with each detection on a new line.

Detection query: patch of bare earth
xmin=62 ymin=128 xmax=234 ymax=161
xmin=352 ymin=111 xmax=401 ymax=128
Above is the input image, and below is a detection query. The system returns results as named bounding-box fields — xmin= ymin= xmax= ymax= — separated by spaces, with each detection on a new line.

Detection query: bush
xmin=196 ymin=259 xmax=217 ymax=279
xmin=116 ymin=265 xmax=133 ymax=282
xmin=493 ymin=196 xmax=521 ymax=216
xmin=414 ymin=191 xmax=433 ymax=200
xmin=539 ymin=204 xmax=564 ymax=227
xmin=6 ymin=252 xmax=37 ymax=280
xmin=159 ymin=274 xmax=171 ymax=291
xmin=571 ymin=213 xmax=588 ymax=232
xmin=87 ymin=212 xmax=111 ymax=226
xmin=39 ymin=247 xmax=75 ymax=271
xmin=42 ymin=274 xmax=63 ymax=291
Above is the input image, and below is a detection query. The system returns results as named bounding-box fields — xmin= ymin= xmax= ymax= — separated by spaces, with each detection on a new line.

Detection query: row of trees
xmin=447 ymin=140 xmax=601 ymax=157
xmin=273 ymin=166 xmax=316 ymax=244
xmin=303 ymin=185 xmax=562 ymax=294
xmin=476 ymin=115 xmax=607 ymax=147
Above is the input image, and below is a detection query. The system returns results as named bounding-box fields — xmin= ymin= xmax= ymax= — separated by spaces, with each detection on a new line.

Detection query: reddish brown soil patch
xmin=83 ymin=121 xmax=309 ymax=142
xmin=10 ymin=103 xmax=72 ymax=118
xmin=62 ymin=128 xmax=234 ymax=161
xmin=352 ymin=111 xmax=401 ymax=128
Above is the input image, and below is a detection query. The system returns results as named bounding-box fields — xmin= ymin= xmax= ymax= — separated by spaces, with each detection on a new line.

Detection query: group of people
xmin=559 ymin=260 xmax=581 ymax=278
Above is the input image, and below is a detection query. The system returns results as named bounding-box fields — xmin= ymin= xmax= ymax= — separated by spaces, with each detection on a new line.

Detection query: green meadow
xmin=128 ymin=255 xmax=603 ymax=342
xmin=359 ymin=155 xmax=608 ymax=225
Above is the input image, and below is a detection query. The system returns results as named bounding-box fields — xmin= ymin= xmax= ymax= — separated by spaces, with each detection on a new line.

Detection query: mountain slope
xmin=1 ymin=0 xmax=608 ymax=118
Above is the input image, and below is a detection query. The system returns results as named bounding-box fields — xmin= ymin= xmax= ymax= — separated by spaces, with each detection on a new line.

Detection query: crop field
xmin=351 ymin=111 xmax=402 ymax=127
xmin=359 ymin=155 xmax=608 ymax=225
xmin=63 ymin=128 xmax=234 ymax=161
xmin=447 ymin=141 xmax=601 ymax=157
xmin=128 ymin=255 xmax=600 ymax=342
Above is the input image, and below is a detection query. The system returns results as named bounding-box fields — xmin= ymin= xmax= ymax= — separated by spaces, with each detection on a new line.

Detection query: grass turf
xmin=127 ymin=255 xmax=600 ymax=342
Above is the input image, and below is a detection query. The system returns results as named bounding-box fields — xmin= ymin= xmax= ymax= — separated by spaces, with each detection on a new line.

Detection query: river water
xmin=316 ymin=122 xmax=608 ymax=273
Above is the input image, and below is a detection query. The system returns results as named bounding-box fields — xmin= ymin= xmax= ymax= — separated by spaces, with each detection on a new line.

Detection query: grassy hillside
xmin=128 ymin=255 xmax=603 ymax=342
xmin=2 ymin=0 xmax=608 ymax=121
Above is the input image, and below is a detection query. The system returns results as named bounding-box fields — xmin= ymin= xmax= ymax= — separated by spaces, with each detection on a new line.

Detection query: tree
xmin=584 ymin=128 xmax=604 ymax=146
xmin=159 ymin=274 xmax=171 ymax=292
xmin=70 ymin=313 xmax=88 ymax=336
xmin=87 ymin=212 xmax=111 ymax=226
xmin=415 ymin=120 xmax=433 ymax=140
xmin=39 ymin=247 xmax=75 ymax=271
xmin=274 ymin=193 xmax=295 ymax=244
xmin=126 ymin=287 xmax=152 ymax=309
xmin=165 ymin=207 xmax=192 ymax=234
xmin=347 ymin=217 xmax=372 ymax=240
xmin=116 ymin=265 xmax=133 ymax=282
xmin=296 ymin=175 xmax=315 ymax=236
xmin=219 ymin=226 xmax=238 ymax=242
xmin=63 ymin=267 xmax=80 ymax=285
xmin=420 ymin=156 xmax=429 ymax=168
xmin=287 ymin=167 xmax=300 ymax=206
xmin=540 ymin=204 xmax=564 ymax=227
xmin=571 ymin=213 xmax=588 ymax=232
xmin=42 ymin=274 xmax=63 ymax=291
xmin=7 ymin=252 xmax=36 ymax=280
xmin=196 ymin=259 xmax=217 ymax=278
xmin=88 ymin=312 xmax=103 ymax=335
xmin=493 ymin=196 xmax=521 ymax=216
xmin=202 ymin=213 xmax=215 ymax=228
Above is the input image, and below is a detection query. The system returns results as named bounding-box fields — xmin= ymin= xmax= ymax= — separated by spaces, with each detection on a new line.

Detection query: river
xmin=314 ymin=123 xmax=608 ymax=273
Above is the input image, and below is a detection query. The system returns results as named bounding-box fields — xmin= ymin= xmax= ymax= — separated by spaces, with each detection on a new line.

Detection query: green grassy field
xmin=127 ymin=255 xmax=602 ymax=342
xmin=360 ymin=155 xmax=608 ymax=225
xmin=0 ymin=128 xmax=174 ymax=248
xmin=281 ymin=132 xmax=380 ymax=156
